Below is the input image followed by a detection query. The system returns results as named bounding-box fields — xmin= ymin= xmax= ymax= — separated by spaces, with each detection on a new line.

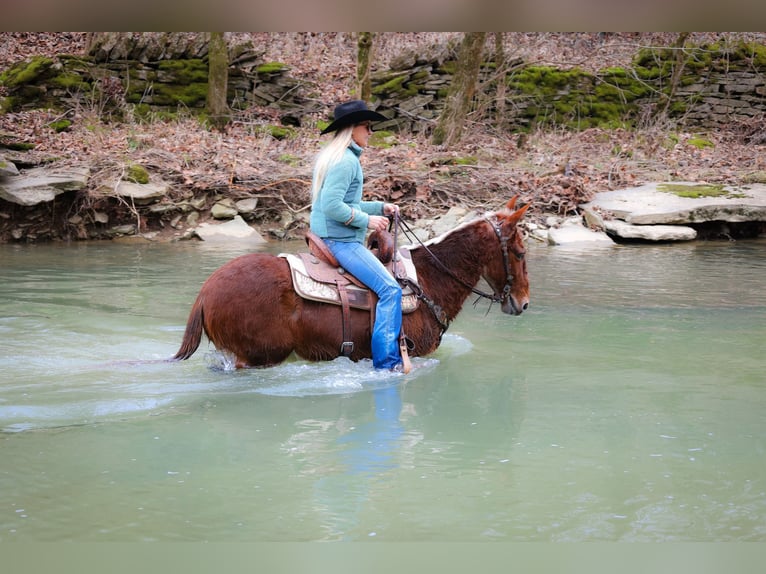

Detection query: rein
xmin=393 ymin=214 xmax=519 ymax=333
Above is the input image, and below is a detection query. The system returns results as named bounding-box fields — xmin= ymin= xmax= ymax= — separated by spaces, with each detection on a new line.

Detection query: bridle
xmin=394 ymin=214 xmax=524 ymax=334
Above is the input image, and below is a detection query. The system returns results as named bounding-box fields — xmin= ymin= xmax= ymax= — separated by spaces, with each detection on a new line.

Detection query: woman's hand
xmin=367 ymin=215 xmax=389 ymax=231
xmin=383 ymin=203 xmax=400 ymax=217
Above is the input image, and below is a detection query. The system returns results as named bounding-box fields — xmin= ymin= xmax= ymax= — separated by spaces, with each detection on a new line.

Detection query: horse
xmin=172 ymin=197 xmax=530 ymax=369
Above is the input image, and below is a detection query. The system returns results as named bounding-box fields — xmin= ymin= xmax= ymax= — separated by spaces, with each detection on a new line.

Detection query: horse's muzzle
xmin=502 ymin=296 xmax=529 ymax=316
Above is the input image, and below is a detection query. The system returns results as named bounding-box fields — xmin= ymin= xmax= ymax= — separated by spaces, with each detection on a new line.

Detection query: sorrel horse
xmin=172 ymin=197 xmax=530 ymax=369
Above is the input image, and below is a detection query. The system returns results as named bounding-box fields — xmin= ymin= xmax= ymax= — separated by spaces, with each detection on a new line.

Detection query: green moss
xmin=157 ymin=59 xmax=208 ymax=83
xmin=125 ymin=163 xmax=150 ymax=184
xmin=256 ymin=62 xmax=289 ymax=74
xmin=741 ymin=171 xmax=766 ymax=184
xmin=127 ymin=81 xmax=208 ymax=107
xmin=687 ymin=137 xmax=714 ymax=149
xmin=278 ymin=153 xmax=301 ymax=166
xmin=2 ymin=141 xmax=35 ymax=151
xmin=369 ymin=130 xmax=397 ymax=148
xmin=49 ymin=71 xmax=88 ymax=91
xmin=267 ymin=125 xmax=295 ymax=140
xmin=48 ymin=119 xmax=72 ymax=132
xmin=0 ymin=56 xmax=55 ymax=87
xmin=657 ymin=183 xmax=727 ymax=198
xmin=372 ymin=73 xmax=417 ymax=97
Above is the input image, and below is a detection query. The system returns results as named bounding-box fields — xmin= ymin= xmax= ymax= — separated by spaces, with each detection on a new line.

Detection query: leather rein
xmin=394 ymin=214 xmax=523 ymax=334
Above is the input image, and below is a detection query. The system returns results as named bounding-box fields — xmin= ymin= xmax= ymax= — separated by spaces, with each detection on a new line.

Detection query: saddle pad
xmin=280 ymin=252 xmax=419 ymax=313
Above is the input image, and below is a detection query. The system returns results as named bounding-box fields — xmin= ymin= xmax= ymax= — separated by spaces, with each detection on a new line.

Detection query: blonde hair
xmin=311 ymin=126 xmax=354 ymax=201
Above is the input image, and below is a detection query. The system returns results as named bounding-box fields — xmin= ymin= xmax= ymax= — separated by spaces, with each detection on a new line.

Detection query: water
xmin=0 ymin=238 xmax=764 ymax=541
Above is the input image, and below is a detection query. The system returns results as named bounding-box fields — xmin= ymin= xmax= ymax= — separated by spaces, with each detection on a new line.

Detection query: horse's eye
xmin=515 ymin=251 xmax=526 ymax=261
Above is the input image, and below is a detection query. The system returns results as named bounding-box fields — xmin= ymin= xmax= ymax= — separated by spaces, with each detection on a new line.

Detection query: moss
xmin=741 ymin=171 xmax=766 ymax=184
xmin=2 ymin=141 xmax=36 ymax=151
xmin=0 ymin=56 xmax=54 ymax=87
xmin=436 ymin=61 xmax=457 ymax=74
xmin=687 ymin=137 xmax=714 ymax=149
xmin=657 ymin=183 xmax=727 ymax=198
xmin=256 ymin=62 xmax=289 ymax=74
xmin=48 ymin=119 xmax=72 ymax=132
xmin=48 ymin=71 xmax=88 ymax=91
xmin=278 ymin=153 xmax=301 ymax=166
xmin=369 ymin=130 xmax=397 ymax=148
xmin=125 ymin=163 xmax=150 ymax=184
xmin=127 ymin=81 xmax=208 ymax=107
xmin=267 ymin=125 xmax=295 ymax=140
xmin=372 ymin=73 xmax=417 ymax=97
xmin=157 ymin=59 xmax=208 ymax=83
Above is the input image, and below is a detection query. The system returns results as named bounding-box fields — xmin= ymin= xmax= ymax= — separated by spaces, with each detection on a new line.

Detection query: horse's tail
xmin=171 ymin=298 xmax=204 ymax=361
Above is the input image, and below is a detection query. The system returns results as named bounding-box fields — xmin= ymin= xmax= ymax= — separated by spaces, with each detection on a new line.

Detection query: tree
xmin=356 ymin=32 xmax=374 ymax=101
xmin=206 ymin=32 xmax=230 ymax=131
xmin=494 ymin=33 xmax=508 ymax=130
xmin=431 ymin=32 xmax=487 ymax=146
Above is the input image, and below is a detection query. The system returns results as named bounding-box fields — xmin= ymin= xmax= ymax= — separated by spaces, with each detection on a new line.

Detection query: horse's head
xmin=483 ymin=196 xmax=530 ymax=315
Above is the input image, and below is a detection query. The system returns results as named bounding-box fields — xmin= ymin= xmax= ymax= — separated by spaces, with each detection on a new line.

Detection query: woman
xmin=309 ymin=100 xmax=403 ymax=371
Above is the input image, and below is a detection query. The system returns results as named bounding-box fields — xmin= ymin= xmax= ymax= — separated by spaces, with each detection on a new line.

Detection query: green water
xmin=0 ymin=239 xmax=764 ymax=541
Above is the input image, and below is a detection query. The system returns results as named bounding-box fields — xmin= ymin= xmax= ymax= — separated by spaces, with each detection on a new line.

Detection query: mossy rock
xmin=369 ymin=130 xmax=397 ymax=148
xmin=48 ymin=119 xmax=72 ymax=133
xmin=157 ymin=59 xmax=208 ymax=83
xmin=657 ymin=183 xmax=727 ymax=198
xmin=686 ymin=137 xmax=714 ymax=149
xmin=256 ymin=62 xmax=289 ymax=75
xmin=0 ymin=56 xmax=55 ymax=87
xmin=267 ymin=125 xmax=295 ymax=140
xmin=124 ymin=163 xmax=150 ymax=184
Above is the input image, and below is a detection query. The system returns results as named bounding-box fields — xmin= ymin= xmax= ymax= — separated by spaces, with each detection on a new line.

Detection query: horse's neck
xmin=412 ymin=220 xmax=493 ymax=315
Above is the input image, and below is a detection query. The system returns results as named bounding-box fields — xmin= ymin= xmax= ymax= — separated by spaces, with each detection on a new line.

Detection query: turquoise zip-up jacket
xmin=309 ymin=141 xmax=384 ymax=242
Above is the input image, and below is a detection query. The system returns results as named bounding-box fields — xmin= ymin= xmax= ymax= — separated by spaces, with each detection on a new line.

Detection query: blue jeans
xmin=325 ymin=239 xmax=402 ymax=369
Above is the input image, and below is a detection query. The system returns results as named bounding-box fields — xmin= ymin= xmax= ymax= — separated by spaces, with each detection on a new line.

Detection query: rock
xmin=235 ymin=198 xmax=258 ymax=215
xmin=113 ymin=179 xmax=169 ymax=204
xmin=602 ymin=219 xmax=697 ymax=241
xmin=211 ymin=199 xmax=238 ymax=219
xmin=547 ymin=218 xmax=615 ymax=246
xmin=0 ymin=166 xmax=90 ymax=206
xmin=194 ymin=215 xmax=267 ymax=244
xmin=582 ymin=205 xmax=697 ymax=241
xmin=186 ymin=211 xmax=199 ymax=226
xmin=0 ymin=153 xmax=20 ymax=177
xmin=583 ymin=182 xmax=766 ymax=225
xmin=430 ymin=206 xmax=475 ymax=237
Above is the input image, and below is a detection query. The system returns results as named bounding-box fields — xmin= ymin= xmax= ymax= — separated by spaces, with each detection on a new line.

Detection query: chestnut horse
xmin=172 ymin=197 xmax=530 ymax=369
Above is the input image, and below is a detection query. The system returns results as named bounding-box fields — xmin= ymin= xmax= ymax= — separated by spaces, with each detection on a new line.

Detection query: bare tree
xmin=494 ymin=33 xmax=508 ymax=130
xmin=206 ymin=32 xmax=230 ymax=131
xmin=356 ymin=32 xmax=374 ymax=102
xmin=431 ymin=32 xmax=487 ymax=146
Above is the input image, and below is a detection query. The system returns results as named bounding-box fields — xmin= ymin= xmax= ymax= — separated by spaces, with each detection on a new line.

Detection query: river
xmin=0 ymin=237 xmax=764 ymax=541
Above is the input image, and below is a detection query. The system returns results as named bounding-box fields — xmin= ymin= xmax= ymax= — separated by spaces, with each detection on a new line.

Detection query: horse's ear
xmin=506 ymin=202 xmax=530 ymax=226
xmin=505 ymin=196 xmax=519 ymax=211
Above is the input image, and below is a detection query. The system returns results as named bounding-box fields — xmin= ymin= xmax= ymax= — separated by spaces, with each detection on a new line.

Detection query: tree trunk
xmin=431 ymin=32 xmax=486 ymax=146
xmin=356 ymin=32 xmax=374 ymax=102
xmin=660 ymin=32 xmax=691 ymax=118
xmin=494 ymin=33 xmax=508 ymax=130
xmin=207 ymin=32 xmax=230 ymax=131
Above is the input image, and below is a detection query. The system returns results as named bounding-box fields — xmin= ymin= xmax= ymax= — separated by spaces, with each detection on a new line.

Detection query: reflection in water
xmin=311 ymin=385 xmax=405 ymax=540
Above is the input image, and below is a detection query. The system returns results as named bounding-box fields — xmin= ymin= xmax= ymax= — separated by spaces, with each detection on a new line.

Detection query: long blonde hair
xmin=311 ymin=126 xmax=354 ymax=202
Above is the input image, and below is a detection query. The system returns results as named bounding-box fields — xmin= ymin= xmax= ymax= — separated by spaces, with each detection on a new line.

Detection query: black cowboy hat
xmin=320 ymin=100 xmax=387 ymax=135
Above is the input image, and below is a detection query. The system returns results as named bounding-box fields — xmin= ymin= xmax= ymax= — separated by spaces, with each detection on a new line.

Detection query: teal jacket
xmin=309 ymin=142 xmax=384 ymax=243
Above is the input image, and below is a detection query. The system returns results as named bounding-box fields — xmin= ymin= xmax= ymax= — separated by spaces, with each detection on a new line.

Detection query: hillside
xmin=1 ymin=32 xmax=766 ymax=242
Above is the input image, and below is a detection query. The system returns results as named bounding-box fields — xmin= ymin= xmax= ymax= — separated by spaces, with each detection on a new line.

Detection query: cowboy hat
xmin=320 ymin=100 xmax=387 ymax=135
